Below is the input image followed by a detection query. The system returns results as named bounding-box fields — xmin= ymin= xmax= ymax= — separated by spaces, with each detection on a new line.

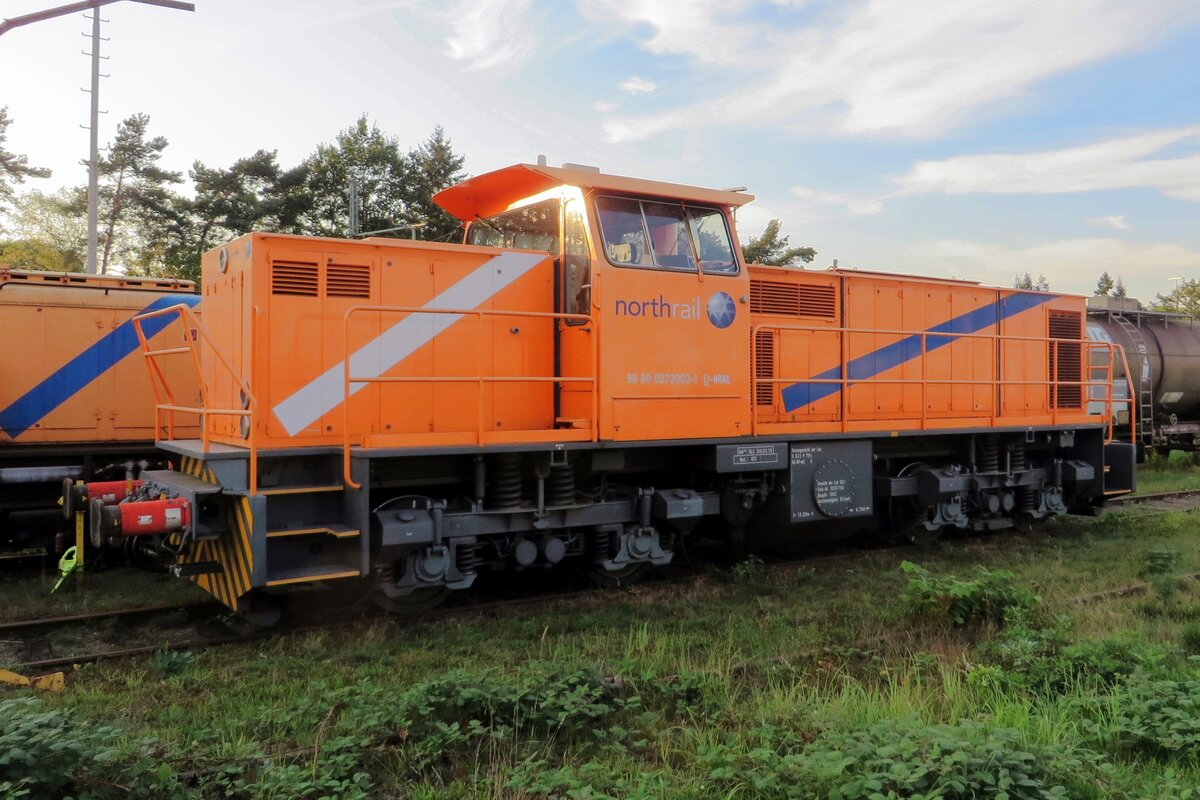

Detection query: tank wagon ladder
xmin=1111 ymin=313 xmax=1155 ymax=447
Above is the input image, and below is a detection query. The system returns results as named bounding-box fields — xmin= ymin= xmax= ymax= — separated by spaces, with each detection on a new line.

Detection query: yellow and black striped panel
xmin=177 ymin=458 xmax=255 ymax=611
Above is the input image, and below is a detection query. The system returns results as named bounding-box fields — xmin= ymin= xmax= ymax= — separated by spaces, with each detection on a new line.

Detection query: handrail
xmin=750 ymin=321 xmax=1135 ymax=445
xmin=132 ymin=303 xmax=260 ymax=494
xmin=340 ymin=305 xmax=598 ymax=489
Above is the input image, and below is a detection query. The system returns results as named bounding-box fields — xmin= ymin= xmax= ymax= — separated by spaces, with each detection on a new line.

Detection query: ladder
xmin=1112 ymin=314 xmax=1155 ymax=446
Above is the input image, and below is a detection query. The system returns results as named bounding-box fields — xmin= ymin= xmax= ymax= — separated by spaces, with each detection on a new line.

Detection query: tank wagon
xmin=83 ymin=163 xmax=1134 ymax=614
xmin=0 ymin=269 xmax=199 ymax=556
xmin=1087 ymin=295 xmax=1200 ymax=457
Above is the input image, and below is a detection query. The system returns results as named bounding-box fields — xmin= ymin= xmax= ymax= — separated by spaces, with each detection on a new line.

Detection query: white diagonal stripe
xmin=272 ymin=251 xmax=546 ymax=436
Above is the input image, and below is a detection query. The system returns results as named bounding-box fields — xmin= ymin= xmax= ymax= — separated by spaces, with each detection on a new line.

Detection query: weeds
xmin=901 ymin=561 xmax=1040 ymax=626
xmin=1084 ymin=673 xmax=1200 ymax=759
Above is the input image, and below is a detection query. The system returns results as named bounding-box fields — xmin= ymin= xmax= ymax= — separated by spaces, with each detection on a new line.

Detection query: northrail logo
xmin=706 ymin=291 xmax=736 ymax=329
xmin=614 ymin=292 xmax=736 ymax=329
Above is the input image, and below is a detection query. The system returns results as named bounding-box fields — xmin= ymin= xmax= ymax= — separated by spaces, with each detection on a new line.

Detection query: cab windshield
xmin=596 ymin=195 xmax=737 ymax=275
xmin=466 ymin=199 xmax=559 ymax=253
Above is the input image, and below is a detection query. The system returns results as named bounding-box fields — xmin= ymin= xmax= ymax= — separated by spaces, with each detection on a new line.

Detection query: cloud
xmin=618 ymin=76 xmax=656 ymax=95
xmin=593 ymin=100 xmax=620 ymax=113
xmin=580 ymin=0 xmax=756 ymax=67
xmin=597 ymin=0 xmax=1199 ymax=142
xmin=441 ymin=0 xmax=535 ymax=70
xmin=910 ymin=237 xmax=1200 ymax=298
xmin=791 ymin=186 xmax=884 ymax=216
xmin=893 ymin=127 xmax=1200 ymax=202
xmin=1089 ymin=215 xmax=1133 ymax=231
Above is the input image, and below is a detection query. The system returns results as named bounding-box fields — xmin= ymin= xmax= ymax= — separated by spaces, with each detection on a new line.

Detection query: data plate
xmin=789 ymin=441 xmax=873 ymax=522
xmin=712 ymin=443 xmax=787 ymax=472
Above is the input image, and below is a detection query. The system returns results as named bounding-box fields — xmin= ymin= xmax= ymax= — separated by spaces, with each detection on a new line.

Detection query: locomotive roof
xmin=0 ymin=268 xmax=195 ymax=293
xmin=433 ymin=163 xmax=755 ymax=222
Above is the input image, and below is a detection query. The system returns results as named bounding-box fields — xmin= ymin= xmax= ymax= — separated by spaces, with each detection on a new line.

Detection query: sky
xmin=2 ymin=0 xmax=1199 ymax=300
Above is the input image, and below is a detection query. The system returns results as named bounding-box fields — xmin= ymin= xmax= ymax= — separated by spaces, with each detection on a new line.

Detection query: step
xmin=257 ymin=484 xmax=344 ymax=496
xmin=266 ymin=525 xmax=360 ymax=540
xmin=265 ymin=566 xmax=361 ymax=587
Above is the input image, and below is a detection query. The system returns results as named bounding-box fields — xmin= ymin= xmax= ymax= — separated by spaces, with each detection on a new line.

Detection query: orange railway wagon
xmin=0 ymin=269 xmax=199 ymax=555
xmin=90 ymin=163 xmax=1135 ymax=616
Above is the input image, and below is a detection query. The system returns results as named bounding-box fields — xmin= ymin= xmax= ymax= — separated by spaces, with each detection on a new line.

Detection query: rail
xmin=750 ymin=322 xmax=1136 ymax=444
xmin=340 ymin=305 xmax=598 ymax=489
xmin=132 ymin=303 xmax=260 ymax=494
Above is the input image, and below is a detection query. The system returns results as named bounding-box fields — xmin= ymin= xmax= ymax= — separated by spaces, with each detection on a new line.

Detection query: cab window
xmin=563 ymin=198 xmax=591 ymax=319
xmin=688 ymin=207 xmax=736 ymax=274
xmin=466 ymin=199 xmax=559 ymax=253
xmin=597 ymin=195 xmax=737 ymax=275
xmin=595 ymin=196 xmax=652 ymax=266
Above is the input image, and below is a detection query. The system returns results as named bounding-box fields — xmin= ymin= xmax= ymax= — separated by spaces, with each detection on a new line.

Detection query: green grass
xmin=1137 ymin=450 xmax=1200 ymax=494
xmin=4 ymin=473 xmax=1200 ymax=798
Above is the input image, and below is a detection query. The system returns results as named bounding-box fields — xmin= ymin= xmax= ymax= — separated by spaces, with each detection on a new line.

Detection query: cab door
xmin=556 ymin=196 xmax=597 ymax=430
xmin=590 ymin=195 xmax=750 ymax=441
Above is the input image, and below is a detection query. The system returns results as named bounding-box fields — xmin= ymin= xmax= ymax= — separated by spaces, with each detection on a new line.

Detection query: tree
xmin=1095 ymin=271 xmax=1114 ymax=296
xmin=301 ymin=115 xmax=409 ymax=238
xmin=741 ymin=219 xmax=816 ymax=266
xmin=0 ymin=189 xmax=87 ymax=272
xmin=404 ymin=126 xmax=467 ymax=242
xmin=0 ymin=106 xmax=50 ymax=209
xmin=152 ymin=150 xmax=311 ymax=280
xmin=1013 ymin=272 xmax=1050 ymax=291
xmin=1113 ymin=276 xmax=1127 ymax=298
xmin=96 ymin=114 xmax=182 ymax=273
xmin=1152 ymin=279 xmax=1200 ymax=318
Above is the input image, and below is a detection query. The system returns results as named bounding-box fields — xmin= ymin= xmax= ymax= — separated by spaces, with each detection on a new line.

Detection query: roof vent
xmin=561 ymin=162 xmax=601 ymax=173
xmin=536 ymin=154 xmax=548 ymax=166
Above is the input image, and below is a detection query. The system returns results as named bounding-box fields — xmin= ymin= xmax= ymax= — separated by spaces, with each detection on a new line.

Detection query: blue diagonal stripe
xmin=779 ymin=293 xmax=1056 ymax=413
xmin=0 ymin=294 xmax=200 ymax=439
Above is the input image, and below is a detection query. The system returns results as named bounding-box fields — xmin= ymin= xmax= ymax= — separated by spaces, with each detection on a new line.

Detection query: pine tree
xmin=0 ymin=106 xmax=50 ymax=213
xmin=405 ymin=126 xmax=467 ymax=242
xmin=741 ymin=219 xmax=816 ymax=266
xmin=1113 ymin=276 xmax=1127 ymax=298
xmin=96 ymin=114 xmax=182 ymax=273
xmin=301 ymin=115 xmax=409 ymax=238
xmin=1095 ymin=271 xmax=1114 ymax=296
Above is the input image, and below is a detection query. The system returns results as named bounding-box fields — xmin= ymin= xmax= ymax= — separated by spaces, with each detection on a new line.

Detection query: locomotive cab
xmin=436 ymin=163 xmax=755 ymax=441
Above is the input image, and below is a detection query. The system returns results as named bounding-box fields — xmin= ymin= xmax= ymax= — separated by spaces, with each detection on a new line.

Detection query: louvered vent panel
xmin=326 ymin=264 xmax=371 ymax=298
xmin=271 ymin=262 xmax=319 ymax=296
xmin=750 ymin=280 xmax=799 ymax=315
xmin=754 ymin=330 xmax=776 ymax=407
xmin=749 ymin=280 xmax=837 ymax=318
xmin=1048 ymin=310 xmax=1083 ymax=409
xmin=797 ymin=285 xmax=837 ymax=318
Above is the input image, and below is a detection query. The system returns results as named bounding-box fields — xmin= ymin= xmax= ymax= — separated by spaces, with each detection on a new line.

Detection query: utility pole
xmin=84 ymin=8 xmax=104 ymax=273
xmin=1 ymin=0 xmax=195 ymax=273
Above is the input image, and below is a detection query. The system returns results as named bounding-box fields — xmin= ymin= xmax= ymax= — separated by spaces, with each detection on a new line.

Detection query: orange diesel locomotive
xmin=84 ymin=163 xmax=1134 ymax=614
xmin=0 ymin=269 xmax=199 ymax=556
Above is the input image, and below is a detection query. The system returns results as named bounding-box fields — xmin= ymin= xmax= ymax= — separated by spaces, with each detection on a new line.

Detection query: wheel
xmin=371 ymin=586 xmax=450 ymax=615
xmin=887 ymin=496 xmax=941 ymax=545
xmin=586 ymin=562 xmax=646 ymax=588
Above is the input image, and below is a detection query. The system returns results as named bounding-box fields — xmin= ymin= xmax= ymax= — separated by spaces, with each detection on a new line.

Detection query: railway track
xmin=5 ymin=487 xmax=1199 ymax=674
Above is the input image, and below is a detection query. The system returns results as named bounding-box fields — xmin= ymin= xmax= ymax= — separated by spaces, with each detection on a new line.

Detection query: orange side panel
xmin=0 ymin=279 xmax=199 ymax=445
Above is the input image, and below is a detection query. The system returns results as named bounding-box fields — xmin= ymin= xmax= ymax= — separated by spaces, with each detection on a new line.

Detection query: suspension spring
xmin=546 ymin=462 xmax=576 ymax=507
xmin=979 ymin=436 xmax=1000 ymax=473
xmin=587 ymin=527 xmax=617 ymax=561
xmin=456 ymin=542 xmax=481 ymax=577
xmin=1011 ymin=442 xmax=1037 ymax=514
xmin=486 ymin=453 xmax=522 ymax=509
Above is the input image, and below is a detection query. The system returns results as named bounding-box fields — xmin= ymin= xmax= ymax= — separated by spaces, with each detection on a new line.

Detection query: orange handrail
xmin=340 ymin=305 xmax=598 ymax=489
xmin=132 ymin=303 xmax=260 ymax=494
xmin=750 ymin=321 xmax=1135 ymax=445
